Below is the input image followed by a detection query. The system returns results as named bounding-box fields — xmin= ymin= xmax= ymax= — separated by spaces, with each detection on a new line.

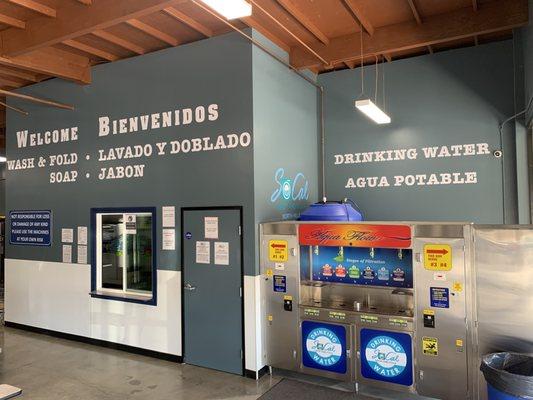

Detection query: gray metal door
xmin=182 ymin=208 xmax=243 ymax=375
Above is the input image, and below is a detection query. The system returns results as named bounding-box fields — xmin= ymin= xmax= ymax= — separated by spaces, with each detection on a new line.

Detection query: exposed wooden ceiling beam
xmin=0 ymin=78 xmax=20 ymax=88
xmin=291 ymin=0 xmax=528 ymax=69
xmin=343 ymin=0 xmax=374 ymax=36
xmin=276 ymin=0 xmax=329 ymax=45
xmin=407 ymin=0 xmax=422 ymax=25
xmin=92 ymin=30 xmax=146 ymax=55
xmin=6 ymin=0 xmax=56 ymax=18
xmin=0 ymin=66 xmax=38 ymax=82
xmin=240 ymin=15 xmax=291 ymax=52
xmin=0 ymin=13 xmax=26 ymax=29
xmin=0 ymin=0 xmax=188 ymax=56
xmin=0 ymin=47 xmax=91 ymax=84
xmin=126 ymin=19 xmax=179 ymax=46
xmin=248 ymin=0 xmax=329 ymax=65
xmin=344 ymin=60 xmax=355 ymax=68
xmin=63 ymin=39 xmax=119 ymax=61
xmin=163 ymin=7 xmax=213 ymax=37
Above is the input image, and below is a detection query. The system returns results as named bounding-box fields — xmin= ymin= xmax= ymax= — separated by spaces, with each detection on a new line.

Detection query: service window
xmin=92 ymin=208 xmax=156 ymax=305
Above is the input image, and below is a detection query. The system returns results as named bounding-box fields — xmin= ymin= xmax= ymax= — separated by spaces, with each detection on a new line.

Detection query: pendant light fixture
xmin=199 ymin=0 xmax=252 ymax=20
xmin=354 ymin=23 xmax=391 ymax=124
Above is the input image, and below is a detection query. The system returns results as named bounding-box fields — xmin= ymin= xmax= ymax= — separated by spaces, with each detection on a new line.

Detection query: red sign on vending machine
xmin=298 ymin=224 xmax=411 ymax=248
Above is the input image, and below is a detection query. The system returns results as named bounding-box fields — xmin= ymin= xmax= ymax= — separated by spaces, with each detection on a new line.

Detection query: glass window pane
xmin=101 ymin=214 xmax=124 ymax=290
xmin=126 ymin=214 xmax=152 ymax=293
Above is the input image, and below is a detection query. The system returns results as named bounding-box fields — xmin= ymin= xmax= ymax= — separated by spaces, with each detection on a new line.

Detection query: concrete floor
xmin=0 ymin=326 xmax=279 ymax=400
xmin=0 ymin=325 xmax=432 ymax=400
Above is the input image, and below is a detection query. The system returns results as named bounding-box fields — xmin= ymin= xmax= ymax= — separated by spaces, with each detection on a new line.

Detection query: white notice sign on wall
xmin=196 ymin=241 xmax=210 ymax=264
xmin=162 ymin=229 xmax=176 ymax=250
xmin=124 ymin=214 xmax=137 ymax=234
xmin=214 ymin=242 xmax=229 ymax=266
xmin=162 ymin=206 xmax=175 ymax=228
xmin=62 ymin=245 xmax=72 ymax=263
xmin=61 ymin=228 xmax=73 ymax=243
xmin=78 ymin=226 xmax=88 ymax=245
xmin=77 ymin=245 xmax=87 ymax=264
xmin=204 ymin=217 xmax=218 ymax=239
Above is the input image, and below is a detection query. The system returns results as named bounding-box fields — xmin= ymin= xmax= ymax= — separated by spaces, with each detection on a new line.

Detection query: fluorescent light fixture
xmin=199 ymin=0 xmax=252 ymax=19
xmin=355 ymin=99 xmax=391 ymax=124
xmin=0 ymin=156 xmax=6 ymax=162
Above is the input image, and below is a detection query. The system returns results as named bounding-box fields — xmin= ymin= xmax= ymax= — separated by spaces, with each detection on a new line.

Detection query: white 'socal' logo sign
xmin=365 ymin=335 xmax=407 ymax=378
xmin=306 ymin=328 xmax=343 ymax=366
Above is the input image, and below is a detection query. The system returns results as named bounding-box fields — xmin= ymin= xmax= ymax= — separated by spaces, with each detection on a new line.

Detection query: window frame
xmin=90 ymin=207 xmax=157 ymax=306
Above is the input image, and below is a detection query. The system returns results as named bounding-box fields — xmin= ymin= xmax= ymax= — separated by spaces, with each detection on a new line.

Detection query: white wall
xmin=5 ymin=259 xmax=263 ymax=374
xmin=5 ymin=259 xmax=182 ymax=356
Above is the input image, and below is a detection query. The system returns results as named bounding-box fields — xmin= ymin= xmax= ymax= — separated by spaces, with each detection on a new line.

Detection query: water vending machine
xmin=260 ymin=222 xmax=476 ymax=399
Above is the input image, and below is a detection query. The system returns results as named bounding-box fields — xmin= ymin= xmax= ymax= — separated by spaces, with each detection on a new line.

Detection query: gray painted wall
xmin=318 ymin=41 xmax=517 ymax=223
xmin=251 ymin=31 xmax=319 ymax=273
xmin=6 ymin=32 xmax=257 ymax=274
xmin=252 ymin=31 xmax=319 ymax=223
xmin=525 ymin=0 xmax=533 ymax=124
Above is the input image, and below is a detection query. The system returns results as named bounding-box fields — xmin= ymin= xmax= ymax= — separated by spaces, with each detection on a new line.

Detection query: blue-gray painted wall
xmin=5 ymin=30 xmax=322 ymax=276
xmin=319 ymin=41 xmax=518 ymax=223
xmin=251 ymin=31 xmax=319 ymax=273
xmin=6 ymin=32 xmax=257 ymax=274
xmin=525 ymin=0 xmax=533 ymax=124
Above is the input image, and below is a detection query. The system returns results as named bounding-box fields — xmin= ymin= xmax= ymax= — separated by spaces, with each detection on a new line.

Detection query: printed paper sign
xmin=424 ymin=244 xmax=452 ymax=271
xmin=77 ymin=245 xmax=87 ymax=264
xmin=162 ymin=229 xmax=175 ymax=250
xmin=196 ymin=241 xmax=210 ymax=264
xmin=214 ymin=242 xmax=229 ymax=265
xmin=124 ymin=214 xmax=137 ymax=234
xmin=77 ymin=226 xmax=88 ymax=245
xmin=422 ymin=337 xmax=439 ymax=356
xmin=162 ymin=206 xmax=175 ymax=228
xmin=204 ymin=217 xmax=218 ymax=239
xmin=61 ymin=228 xmax=73 ymax=243
xmin=62 ymin=244 xmax=72 ymax=263
xmin=269 ymin=240 xmax=288 ymax=262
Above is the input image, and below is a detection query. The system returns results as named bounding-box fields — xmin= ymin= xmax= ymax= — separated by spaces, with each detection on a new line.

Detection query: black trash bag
xmin=481 ymin=352 xmax=533 ymax=399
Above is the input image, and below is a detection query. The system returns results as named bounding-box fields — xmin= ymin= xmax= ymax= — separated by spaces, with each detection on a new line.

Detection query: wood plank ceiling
xmin=0 ymin=0 xmax=528 ymax=131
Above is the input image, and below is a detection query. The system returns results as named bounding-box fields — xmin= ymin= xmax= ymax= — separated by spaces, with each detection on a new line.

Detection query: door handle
xmin=184 ymin=283 xmax=196 ymax=291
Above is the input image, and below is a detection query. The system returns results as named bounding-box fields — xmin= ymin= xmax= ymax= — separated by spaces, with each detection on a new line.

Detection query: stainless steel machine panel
xmin=474 ymin=226 xmax=533 ymax=400
xmin=260 ymin=225 xmax=300 ymax=371
xmin=414 ymin=237 xmax=470 ymax=400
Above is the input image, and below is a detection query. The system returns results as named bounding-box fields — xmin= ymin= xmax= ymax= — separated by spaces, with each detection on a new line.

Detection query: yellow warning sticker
xmin=268 ymin=315 xmax=273 ymax=322
xmin=283 ymin=295 xmax=293 ymax=301
xmin=423 ymin=309 xmax=435 ymax=316
xmin=456 ymin=339 xmax=464 ymax=347
xmin=269 ymin=240 xmax=288 ymax=262
xmin=423 ymin=337 xmax=438 ymax=356
xmin=424 ymin=244 xmax=452 ymax=271
xmin=266 ymin=269 xmax=273 ymax=277
xmin=453 ymin=281 xmax=463 ymax=292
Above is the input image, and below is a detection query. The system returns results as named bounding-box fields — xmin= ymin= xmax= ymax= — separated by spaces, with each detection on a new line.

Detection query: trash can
xmin=481 ymin=353 xmax=533 ymax=399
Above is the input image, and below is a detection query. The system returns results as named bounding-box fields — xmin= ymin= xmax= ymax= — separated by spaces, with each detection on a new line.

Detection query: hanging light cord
xmin=358 ymin=21 xmax=364 ymax=99
xmin=374 ymin=55 xmax=379 ymax=104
